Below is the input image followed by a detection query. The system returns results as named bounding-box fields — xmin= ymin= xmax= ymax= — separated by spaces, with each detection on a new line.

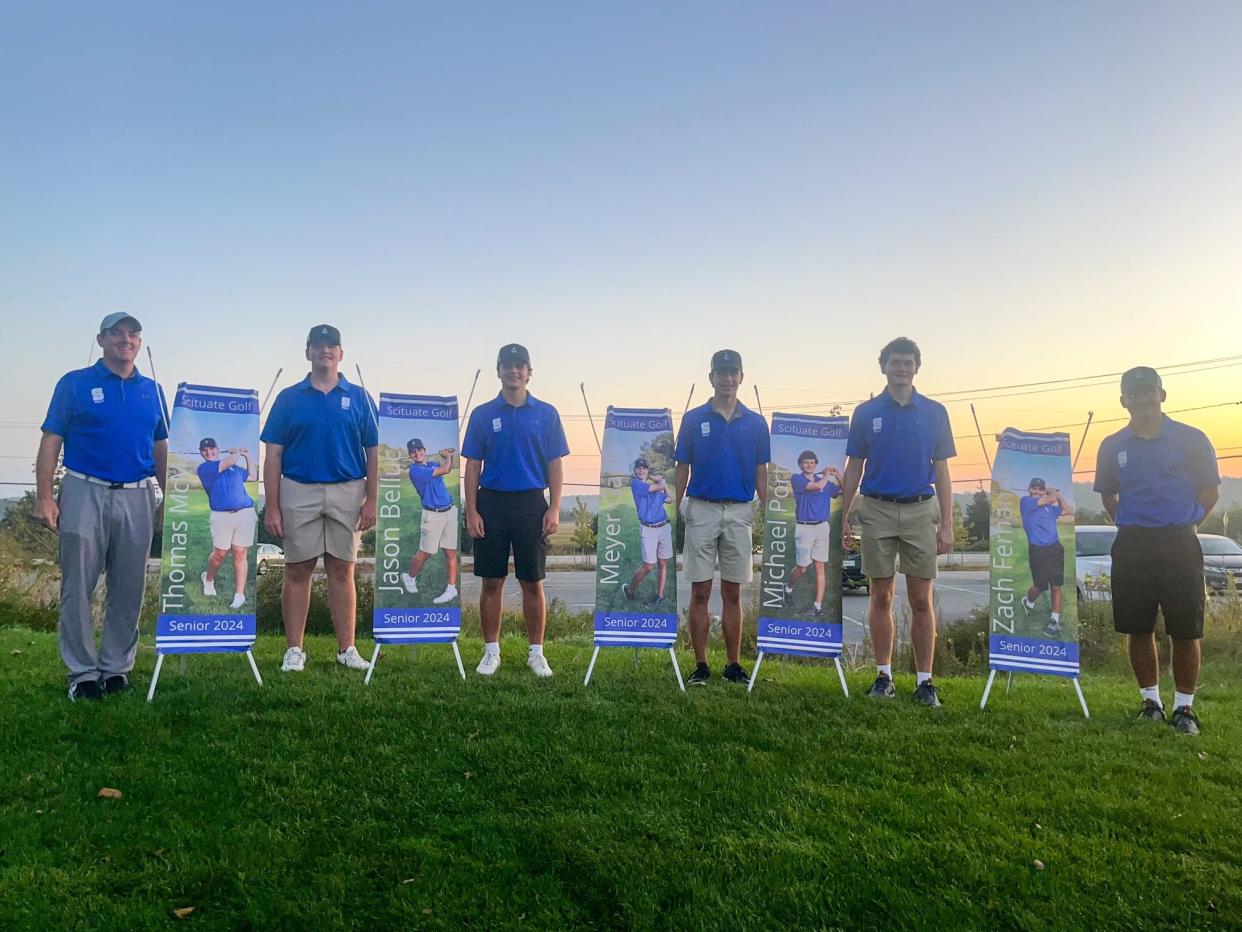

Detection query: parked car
xmin=842 ymin=545 xmax=867 ymax=593
xmin=1075 ymin=525 xmax=1117 ymax=603
xmin=257 ymin=542 xmax=285 ymax=575
xmin=1200 ymin=534 xmax=1242 ymax=597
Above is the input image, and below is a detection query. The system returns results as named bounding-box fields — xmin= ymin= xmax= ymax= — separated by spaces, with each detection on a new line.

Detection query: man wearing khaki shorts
xmin=196 ymin=438 xmax=258 ymax=611
xmin=401 ymin=438 xmax=459 ymax=605
xmin=262 ymin=324 xmax=378 ymax=673
xmin=675 ymin=349 xmax=770 ymax=686
xmin=841 ymin=337 xmax=955 ymax=706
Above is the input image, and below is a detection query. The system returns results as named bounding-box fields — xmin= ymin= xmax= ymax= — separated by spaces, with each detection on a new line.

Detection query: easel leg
xmin=246 ymin=650 xmax=263 ymax=686
xmin=669 ymin=647 xmax=685 ymax=692
xmin=980 ymin=669 xmax=998 ymax=710
xmin=834 ymin=657 xmax=850 ymax=697
xmin=747 ymin=650 xmax=766 ymax=693
xmin=633 ymin=647 xmax=639 ymax=671
xmin=146 ymin=653 xmax=166 ymax=702
xmin=1006 ymin=671 xmax=1014 ymax=695
xmin=1072 ymin=677 xmax=1090 ymax=718
xmin=179 ymin=656 xmax=188 ymax=675
xmin=364 ymin=643 xmax=382 ymax=685
xmin=583 ymin=645 xmax=601 ymax=686
xmin=451 ymin=641 xmax=466 ymax=681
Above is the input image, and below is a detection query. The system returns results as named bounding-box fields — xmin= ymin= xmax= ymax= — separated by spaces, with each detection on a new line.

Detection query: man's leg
xmin=1050 ymin=585 xmax=1062 ymax=615
xmin=98 ymin=487 xmax=155 ymax=679
xmin=813 ymin=560 xmax=826 ymax=607
xmin=57 ymin=478 xmax=107 ymax=687
xmin=905 ymin=575 xmax=937 ymax=676
xmin=205 ymin=547 xmax=229 ymax=582
xmin=518 ymin=579 xmax=546 ymax=645
xmin=479 ymin=578 xmax=504 ymax=643
xmin=407 ymin=549 xmax=431 ymax=578
xmin=323 ymin=554 xmax=358 ymax=650
xmin=720 ymin=580 xmax=742 ymax=665
xmin=657 ymin=558 xmax=668 ymax=598
xmin=231 ymin=545 xmax=248 ymax=596
xmin=281 ymin=558 xmax=316 ymax=648
xmin=689 ymin=579 xmax=714 ymax=664
xmin=1128 ymin=632 xmax=1160 ymax=689
xmin=867 ymin=575 xmax=897 ymax=665
xmin=628 ymin=562 xmax=654 ymax=592
xmin=1171 ymin=638 xmax=1200 ymax=696
xmin=445 ymin=549 xmax=458 ymax=587
xmin=788 ymin=564 xmax=808 ymax=587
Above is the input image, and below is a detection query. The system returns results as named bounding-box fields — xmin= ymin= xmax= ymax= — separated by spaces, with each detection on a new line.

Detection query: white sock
xmin=1140 ymin=685 xmax=1162 ymax=707
xmin=1023 ymin=597 xmax=1035 ymax=610
xmin=785 ymin=584 xmax=794 ymax=593
xmin=1174 ymin=690 xmax=1194 ymax=710
xmin=916 ymin=671 xmax=932 ymax=685
xmin=1050 ymin=612 xmax=1060 ymax=623
xmin=877 ymin=663 xmax=892 ymax=678
xmin=484 ymin=641 xmax=500 ymax=658
xmin=528 ymin=644 xmax=544 ymax=658
xmin=813 ymin=602 xmax=822 ymax=611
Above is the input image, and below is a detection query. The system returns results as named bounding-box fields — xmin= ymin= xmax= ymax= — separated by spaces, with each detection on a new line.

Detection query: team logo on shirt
xmin=872 ymin=417 xmax=882 ymax=432
xmin=91 ymin=387 xmax=105 ymax=404
xmin=492 ymin=417 xmax=502 ymax=433
xmin=341 ymin=397 xmax=351 ymax=410
xmin=700 ymin=422 xmax=711 ymax=437
xmin=1117 ymin=451 xmax=1127 ymax=468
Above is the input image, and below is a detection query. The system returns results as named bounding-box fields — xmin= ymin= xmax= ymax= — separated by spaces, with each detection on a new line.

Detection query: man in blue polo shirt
xmin=261 ymin=324 xmax=378 ymax=674
xmin=462 ymin=343 xmax=569 ymax=678
xmin=784 ymin=451 xmax=842 ymax=619
xmin=841 ymin=336 xmax=955 ymax=707
xmin=401 ymin=439 xmax=459 ymax=605
xmin=1018 ymin=478 xmax=1073 ymax=637
xmin=36 ymin=312 xmax=168 ymax=701
xmin=622 ymin=458 xmax=673 ymax=609
xmin=1094 ymin=366 xmax=1219 ymax=735
xmin=196 ymin=438 xmax=257 ymax=611
xmin=675 ymin=349 xmax=770 ymax=686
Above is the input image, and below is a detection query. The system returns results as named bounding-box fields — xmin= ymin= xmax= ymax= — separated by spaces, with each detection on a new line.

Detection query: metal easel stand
xmin=979 ymin=669 xmax=1089 ymax=718
xmin=146 ymin=649 xmax=264 ymax=702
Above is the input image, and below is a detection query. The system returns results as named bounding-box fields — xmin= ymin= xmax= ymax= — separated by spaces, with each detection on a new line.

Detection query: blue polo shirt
xmin=197 ymin=461 xmax=254 ymax=512
xmin=260 ymin=374 xmax=378 ymax=483
xmin=409 ymin=462 xmax=453 ymax=510
xmin=846 ymin=389 xmax=955 ymax=499
xmin=462 ymin=392 xmax=570 ymax=492
xmin=1093 ymin=416 xmax=1219 ymax=528
xmin=675 ymin=401 xmax=771 ymax=502
xmin=631 ymin=477 xmax=669 ymax=525
xmin=41 ymin=360 xmax=168 ymax=483
xmin=791 ymin=472 xmax=839 ymax=522
xmin=1019 ymin=496 xmax=1061 ymax=547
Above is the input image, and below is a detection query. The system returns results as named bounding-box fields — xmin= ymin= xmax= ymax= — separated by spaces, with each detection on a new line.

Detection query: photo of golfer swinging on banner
xmin=401 ymin=438 xmax=460 ymax=605
xmin=784 ymin=450 xmax=842 ymax=619
xmin=622 ymin=457 xmax=673 ymax=609
xmin=197 ymin=437 xmax=258 ymax=611
xmin=1019 ymin=478 xmax=1074 ymax=637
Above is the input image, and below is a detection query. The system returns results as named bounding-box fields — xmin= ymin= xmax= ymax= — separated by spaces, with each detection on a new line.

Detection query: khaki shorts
xmin=419 ymin=505 xmax=460 ymax=553
xmin=279 ymin=477 xmax=365 ymax=564
xmin=640 ymin=522 xmax=673 ymax=564
xmin=209 ymin=506 xmax=257 ymax=550
xmin=857 ymin=495 xmax=939 ymax=580
xmin=683 ymin=498 xmax=754 ymax=584
xmin=794 ymin=521 xmax=830 ymax=567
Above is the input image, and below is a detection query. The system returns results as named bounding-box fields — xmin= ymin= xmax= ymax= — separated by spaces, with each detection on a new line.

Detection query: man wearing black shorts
xmin=462 ymin=344 xmax=569 ymax=678
xmin=1019 ymin=479 xmax=1073 ymax=637
xmin=1094 ymin=366 xmax=1219 ymax=735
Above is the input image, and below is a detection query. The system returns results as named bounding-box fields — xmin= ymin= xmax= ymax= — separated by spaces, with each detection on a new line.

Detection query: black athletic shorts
xmin=1110 ymin=525 xmax=1204 ymax=640
xmin=1028 ymin=541 xmax=1065 ymax=591
xmin=472 ymin=488 xmax=548 ymax=582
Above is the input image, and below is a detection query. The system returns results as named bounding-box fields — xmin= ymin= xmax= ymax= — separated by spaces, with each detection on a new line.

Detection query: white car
xmin=257 ymin=542 xmax=285 ymax=575
xmin=1075 ymin=525 xmax=1117 ymax=603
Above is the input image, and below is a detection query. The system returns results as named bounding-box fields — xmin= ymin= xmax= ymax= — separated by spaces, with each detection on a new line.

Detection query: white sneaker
xmin=401 ymin=572 xmax=418 ymax=594
xmin=280 ymin=646 xmax=306 ymax=672
xmin=527 ymin=652 xmax=553 ymax=678
xmin=432 ymin=585 xmax=458 ymax=605
xmin=476 ymin=652 xmax=500 ymax=676
xmin=201 ymin=572 xmax=217 ymax=597
xmin=337 ymin=645 xmax=371 ymax=671
xmin=230 ymin=593 xmax=246 ymax=610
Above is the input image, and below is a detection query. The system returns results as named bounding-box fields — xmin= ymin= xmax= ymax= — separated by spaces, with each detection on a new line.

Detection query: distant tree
xmin=0 ymin=491 xmax=58 ymax=559
xmin=951 ymin=500 xmax=969 ymax=551
xmin=965 ymin=490 xmax=990 ymax=544
xmin=570 ymin=497 xmax=596 ymax=551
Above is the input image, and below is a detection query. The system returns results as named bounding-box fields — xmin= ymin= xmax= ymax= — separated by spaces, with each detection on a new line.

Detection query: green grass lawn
xmin=2 ymin=627 xmax=1240 ymax=930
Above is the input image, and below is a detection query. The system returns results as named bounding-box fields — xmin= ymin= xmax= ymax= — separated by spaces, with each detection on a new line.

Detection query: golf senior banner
xmin=591 ymin=407 xmax=679 ymax=651
xmin=372 ymin=394 xmax=463 ymax=652
xmin=156 ymin=383 xmax=261 ymax=655
xmin=757 ymin=413 xmax=849 ymax=661
xmin=988 ymin=428 xmax=1079 ymax=679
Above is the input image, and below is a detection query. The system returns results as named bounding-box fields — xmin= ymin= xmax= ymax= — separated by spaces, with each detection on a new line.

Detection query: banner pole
xmin=579 ymin=383 xmax=604 ymax=454
xmin=681 ymin=383 xmax=695 ymax=418
xmin=364 ymin=644 xmax=381 ymax=684
xmin=146 ymin=652 xmax=165 ymax=702
xmin=451 ymin=641 xmax=466 ymax=681
xmin=746 ymin=650 xmax=765 ymax=693
xmin=1072 ymin=677 xmax=1090 ymax=718
xmin=979 ymin=669 xmax=997 ymax=709
xmin=245 ymin=650 xmax=264 ymax=686
xmin=1071 ymin=411 xmax=1095 ymax=472
xmin=461 ymin=368 xmax=482 ymax=428
xmin=259 ymin=368 xmax=284 ymax=415
xmin=583 ymin=645 xmax=601 ymax=686
xmin=970 ymin=403 xmax=993 ymax=474
xmin=669 ymin=647 xmax=685 ymax=691
xmin=87 ymin=340 xmax=96 ymax=366
xmin=834 ymin=657 xmax=850 ymax=697
xmin=753 ymin=386 xmax=765 ymax=417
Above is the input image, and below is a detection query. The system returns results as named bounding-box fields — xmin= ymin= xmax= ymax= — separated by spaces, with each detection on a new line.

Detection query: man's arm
xmin=543 ymin=458 xmax=564 ymax=537
xmin=357 ymin=446 xmax=378 ymax=532
xmin=675 ymin=463 xmax=690 ymax=512
xmin=432 ymin=450 xmax=455 ymax=478
xmin=34 ymin=432 xmax=64 ymax=530
xmin=1100 ymin=492 xmax=1118 ymax=523
xmin=840 ymin=457 xmax=864 ymax=545
xmin=755 ymin=463 xmax=768 ymax=508
xmin=933 ymin=458 xmax=954 ymax=555
xmin=464 ymin=458 xmax=484 ymax=538
xmin=1049 ymin=489 xmax=1074 ymax=517
xmin=1196 ymin=485 xmax=1220 ymax=524
xmin=263 ymin=443 xmax=284 ymax=538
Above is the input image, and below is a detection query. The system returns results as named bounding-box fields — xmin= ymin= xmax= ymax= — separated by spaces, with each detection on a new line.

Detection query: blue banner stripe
xmin=990 ymin=658 xmax=1079 ymax=677
xmin=375 ymin=633 xmax=459 ymax=643
xmin=594 ymin=637 xmax=676 ymax=648
xmin=758 ymin=637 xmax=842 ymax=653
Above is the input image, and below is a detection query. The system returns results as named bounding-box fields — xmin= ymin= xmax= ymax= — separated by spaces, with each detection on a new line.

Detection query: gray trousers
xmin=58 ymin=474 xmax=156 ymax=685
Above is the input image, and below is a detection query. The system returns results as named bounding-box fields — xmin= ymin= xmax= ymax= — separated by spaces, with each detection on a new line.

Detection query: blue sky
xmin=4 ymin=2 xmax=1241 ymax=491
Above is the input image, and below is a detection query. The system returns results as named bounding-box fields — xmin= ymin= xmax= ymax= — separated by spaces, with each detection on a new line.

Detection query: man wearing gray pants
xmin=35 ymin=313 xmax=168 ymax=701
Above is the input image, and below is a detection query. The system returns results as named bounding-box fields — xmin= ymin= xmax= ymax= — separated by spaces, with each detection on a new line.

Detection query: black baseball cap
xmin=711 ymin=349 xmax=743 ymax=372
xmin=199 ymin=437 xmax=217 ymax=450
xmin=406 ymin=438 xmax=425 ymax=451
xmin=1028 ymin=477 xmax=1046 ymax=489
xmin=634 ymin=457 xmax=649 ymax=469
xmin=307 ymin=324 xmax=342 ymax=346
xmin=1120 ymin=366 xmax=1162 ymax=393
xmin=497 ymin=343 xmax=531 ymax=367
xmin=99 ymin=312 xmax=142 ymax=333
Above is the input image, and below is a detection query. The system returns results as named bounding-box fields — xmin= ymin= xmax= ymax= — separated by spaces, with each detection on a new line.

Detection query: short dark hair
xmin=798 ymin=450 xmax=818 ymax=463
xmin=879 ymin=337 xmax=921 ymax=368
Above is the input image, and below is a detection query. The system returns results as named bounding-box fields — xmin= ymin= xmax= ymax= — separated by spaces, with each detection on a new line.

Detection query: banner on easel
xmin=372 ymin=394 xmax=462 ymax=644
xmin=591 ymin=407 xmax=678 ymax=649
xmin=757 ymin=413 xmax=849 ymax=658
xmin=988 ymin=428 xmax=1079 ymax=678
xmin=155 ymin=383 xmax=260 ymax=654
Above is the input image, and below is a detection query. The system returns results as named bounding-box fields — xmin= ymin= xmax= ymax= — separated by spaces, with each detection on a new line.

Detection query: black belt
xmin=425 ymin=504 xmax=454 ymax=513
xmin=865 ymin=493 xmax=934 ymax=504
xmin=690 ymin=496 xmax=750 ymax=505
xmin=797 ymin=520 xmax=827 ymax=526
xmin=216 ymin=506 xmax=255 ymax=514
xmin=642 ymin=520 xmax=668 ymax=529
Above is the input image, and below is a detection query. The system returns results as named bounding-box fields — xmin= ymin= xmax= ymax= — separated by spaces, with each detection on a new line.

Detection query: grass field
xmin=2 ymin=623 xmax=1241 ymax=930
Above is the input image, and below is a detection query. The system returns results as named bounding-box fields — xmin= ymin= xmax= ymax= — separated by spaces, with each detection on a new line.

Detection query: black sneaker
xmin=1170 ymin=706 xmax=1200 ymax=736
xmin=622 ymin=584 xmax=636 ymax=602
xmin=644 ymin=596 xmax=662 ymax=609
xmin=867 ymin=673 xmax=896 ymax=699
xmin=722 ymin=662 xmax=750 ymax=684
xmin=687 ymin=663 xmax=711 ymax=686
xmin=103 ymin=674 xmax=133 ymax=695
xmin=1043 ymin=620 xmax=1062 ymax=638
xmin=912 ymin=680 xmax=942 ymax=708
xmin=68 ymin=679 xmax=103 ymax=702
xmin=1137 ymin=699 xmax=1166 ymax=722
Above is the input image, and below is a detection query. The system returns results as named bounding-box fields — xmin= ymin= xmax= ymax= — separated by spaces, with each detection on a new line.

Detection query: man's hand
xmin=33 ymin=497 xmax=59 ymax=531
xmin=265 ymin=507 xmax=284 ymax=539
xmin=936 ymin=524 xmax=954 ymax=555
xmin=542 ymin=508 xmax=560 ymax=538
xmin=357 ymin=500 xmax=377 ymax=533
xmin=439 ymin=448 xmax=454 ymax=460
xmin=467 ymin=510 xmax=485 ymax=539
xmin=842 ymin=525 xmax=857 ymax=550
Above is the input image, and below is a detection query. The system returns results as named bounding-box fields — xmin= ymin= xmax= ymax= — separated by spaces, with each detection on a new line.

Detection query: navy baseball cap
xmin=99 ymin=312 xmax=142 ymax=333
xmin=497 ymin=343 xmax=531 ymax=367
xmin=199 ymin=437 xmax=217 ymax=450
xmin=307 ymin=324 xmax=342 ymax=346
xmin=406 ymin=438 xmax=425 ymax=451
xmin=711 ymin=349 xmax=743 ymax=372
xmin=1028 ymin=477 xmax=1046 ymax=489
xmin=634 ymin=457 xmax=649 ymax=469
xmin=1120 ymin=366 xmax=1162 ymax=393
